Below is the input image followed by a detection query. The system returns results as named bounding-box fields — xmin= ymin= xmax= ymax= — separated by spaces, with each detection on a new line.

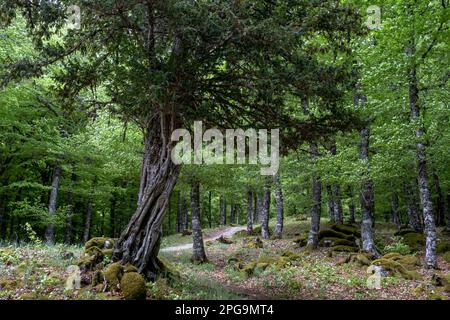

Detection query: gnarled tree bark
xmin=112 ymin=114 xmax=180 ymax=279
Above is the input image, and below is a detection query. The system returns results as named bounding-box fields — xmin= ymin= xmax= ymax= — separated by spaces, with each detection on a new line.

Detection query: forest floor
xmin=0 ymin=217 xmax=449 ymax=300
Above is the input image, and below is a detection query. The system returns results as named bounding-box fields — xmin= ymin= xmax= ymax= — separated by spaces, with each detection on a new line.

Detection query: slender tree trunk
xmin=0 ymin=194 xmax=5 ymax=240
xmin=332 ymin=184 xmax=343 ymax=224
xmin=253 ymin=193 xmax=258 ymax=223
xmin=176 ymin=190 xmax=182 ymax=233
xmin=190 ymin=180 xmax=207 ymax=263
xmin=219 ymin=195 xmax=225 ymax=226
xmin=302 ymin=98 xmax=322 ymax=248
xmin=64 ymin=170 xmax=76 ymax=244
xmin=408 ymin=58 xmax=437 ymax=268
xmin=391 ymin=192 xmax=401 ymax=229
xmin=45 ymin=162 xmax=62 ymax=244
xmin=230 ymin=204 xmax=235 ymax=224
xmin=256 ymin=193 xmax=263 ymax=223
xmin=246 ymin=190 xmax=253 ymax=234
xmin=359 ymin=127 xmax=379 ymax=257
xmin=432 ymin=172 xmax=446 ymax=227
xmin=261 ymin=181 xmax=271 ymax=239
xmin=273 ymin=174 xmax=284 ymax=239
xmin=347 ymin=186 xmax=356 ymax=224
xmin=112 ymin=115 xmax=181 ymax=279
xmin=403 ymin=181 xmax=422 ymax=232
xmin=326 ymin=184 xmax=335 ymax=222
xmin=208 ymin=191 xmax=212 ymax=228
xmin=83 ymin=179 xmax=96 ymax=243
xmin=182 ymin=195 xmax=188 ymax=231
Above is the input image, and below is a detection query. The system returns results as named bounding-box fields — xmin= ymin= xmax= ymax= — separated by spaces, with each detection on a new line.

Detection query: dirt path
xmin=160 ymin=226 xmax=246 ymax=253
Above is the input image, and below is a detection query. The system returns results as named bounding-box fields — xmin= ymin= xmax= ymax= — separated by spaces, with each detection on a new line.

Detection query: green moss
xmin=242 ymin=236 xmax=263 ymax=248
xmin=319 ymin=237 xmax=355 ymax=247
xmin=319 ymin=229 xmax=355 ymax=241
xmin=443 ymin=252 xmax=450 ymax=263
xmin=120 ymin=272 xmax=147 ymax=300
xmin=437 ymin=240 xmax=450 ymax=254
xmin=293 ymin=235 xmax=307 ymax=247
xmin=157 ymin=256 xmax=181 ymax=283
xmin=92 ymin=270 xmax=104 ymax=286
xmin=394 ymin=229 xmax=418 ymax=237
xmin=217 ymin=236 xmax=233 ymax=244
xmin=181 ymin=229 xmax=192 ymax=236
xmin=330 ymin=245 xmax=358 ymax=253
xmin=330 ymin=224 xmax=360 ymax=237
xmin=401 ymin=233 xmax=425 ymax=252
xmin=103 ymin=262 xmax=123 ymax=290
xmin=372 ymin=258 xmax=421 ymax=280
xmin=123 ymin=263 xmax=139 ymax=273
xmin=85 ymin=237 xmax=116 ymax=250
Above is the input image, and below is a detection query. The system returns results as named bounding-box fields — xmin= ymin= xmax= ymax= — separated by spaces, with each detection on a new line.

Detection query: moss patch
xmin=401 ymin=233 xmax=425 ymax=252
xmin=85 ymin=237 xmax=116 ymax=250
xmin=120 ymin=272 xmax=147 ymax=300
xmin=330 ymin=224 xmax=360 ymax=237
xmin=319 ymin=237 xmax=355 ymax=247
xmin=319 ymin=229 xmax=355 ymax=241
xmin=103 ymin=262 xmax=123 ymax=290
xmin=242 ymin=237 xmax=263 ymax=249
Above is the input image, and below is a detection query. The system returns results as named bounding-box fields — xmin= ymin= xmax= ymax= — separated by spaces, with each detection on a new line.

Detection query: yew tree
xmin=1 ymin=0 xmax=363 ymax=278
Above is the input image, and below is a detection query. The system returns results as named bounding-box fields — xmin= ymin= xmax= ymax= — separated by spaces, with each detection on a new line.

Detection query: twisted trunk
xmin=112 ymin=115 xmax=180 ymax=279
xmin=45 ymin=162 xmax=62 ymax=244
xmin=191 ymin=179 xmax=207 ymax=263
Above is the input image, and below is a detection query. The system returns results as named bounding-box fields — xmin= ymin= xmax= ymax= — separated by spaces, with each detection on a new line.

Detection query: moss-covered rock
xmin=330 ymin=245 xmax=358 ymax=253
xmin=234 ymin=254 xmax=298 ymax=278
xmin=217 ymin=235 xmax=234 ymax=244
xmin=330 ymin=224 xmax=360 ymax=237
xmin=431 ymin=273 xmax=450 ymax=292
xmin=157 ymin=256 xmax=181 ymax=283
xmin=371 ymin=258 xmax=421 ymax=280
xmin=319 ymin=237 xmax=355 ymax=247
xmin=85 ymin=237 xmax=116 ymax=250
xmin=293 ymin=235 xmax=307 ymax=247
xmin=319 ymin=229 xmax=355 ymax=241
xmin=92 ymin=270 xmax=104 ymax=286
xmin=120 ymin=272 xmax=147 ymax=300
xmin=242 ymin=236 xmax=263 ymax=248
xmin=103 ymin=262 xmax=123 ymax=290
xmin=181 ymin=229 xmax=192 ymax=236
xmin=401 ymin=232 xmax=425 ymax=252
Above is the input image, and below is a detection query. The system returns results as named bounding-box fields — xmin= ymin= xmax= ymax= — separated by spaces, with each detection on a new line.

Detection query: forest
xmin=0 ymin=0 xmax=449 ymax=301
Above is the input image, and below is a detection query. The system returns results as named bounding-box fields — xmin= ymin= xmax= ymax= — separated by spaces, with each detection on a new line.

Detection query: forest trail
xmin=160 ymin=226 xmax=246 ymax=252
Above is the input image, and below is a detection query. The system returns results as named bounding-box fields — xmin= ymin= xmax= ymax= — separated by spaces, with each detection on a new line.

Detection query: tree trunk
xmin=230 ymin=204 xmax=235 ymax=224
xmin=0 ymin=194 xmax=5 ymax=240
xmin=347 ymin=186 xmax=356 ymax=224
xmin=219 ymin=195 xmax=225 ymax=226
xmin=261 ymin=181 xmax=271 ymax=239
xmin=83 ymin=179 xmax=96 ymax=243
xmin=208 ymin=191 xmax=212 ymax=228
xmin=190 ymin=180 xmax=207 ymax=263
xmin=253 ymin=193 xmax=258 ymax=223
xmin=332 ymin=184 xmax=343 ymax=224
xmin=256 ymin=193 xmax=263 ymax=224
xmin=246 ymin=190 xmax=253 ymax=234
xmin=273 ymin=173 xmax=284 ymax=239
xmin=359 ymin=127 xmax=379 ymax=257
xmin=45 ymin=162 xmax=62 ymax=244
xmin=391 ymin=192 xmax=401 ymax=229
xmin=326 ymin=184 xmax=335 ymax=222
xmin=302 ymin=98 xmax=322 ymax=248
xmin=176 ymin=190 xmax=182 ymax=233
xmin=403 ymin=181 xmax=422 ymax=232
xmin=307 ymin=143 xmax=322 ymax=248
xmin=112 ymin=115 xmax=180 ymax=279
xmin=433 ymin=172 xmax=446 ymax=227
xmin=408 ymin=59 xmax=437 ymax=268
xmin=182 ymin=195 xmax=188 ymax=231
xmin=64 ymin=170 xmax=76 ymax=244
